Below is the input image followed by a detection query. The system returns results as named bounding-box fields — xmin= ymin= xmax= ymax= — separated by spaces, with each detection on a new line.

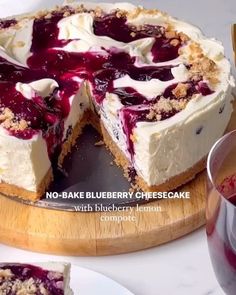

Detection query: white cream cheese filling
xmin=62 ymin=79 xmax=90 ymax=140
xmin=0 ymin=128 xmax=50 ymax=192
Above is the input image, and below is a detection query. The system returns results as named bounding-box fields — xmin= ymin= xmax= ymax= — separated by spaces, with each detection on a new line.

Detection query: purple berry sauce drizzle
xmin=0 ymin=264 xmax=64 ymax=295
xmin=0 ymin=18 xmax=17 ymax=29
xmin=117 ymin=81 xmax=213 ymax=155
xmin=0 ymin=11 xmax=213 ymax=159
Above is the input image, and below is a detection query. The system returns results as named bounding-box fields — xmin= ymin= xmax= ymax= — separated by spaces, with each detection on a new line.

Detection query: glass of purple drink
xmin=206 ymin=130 xmax=236 ymax=294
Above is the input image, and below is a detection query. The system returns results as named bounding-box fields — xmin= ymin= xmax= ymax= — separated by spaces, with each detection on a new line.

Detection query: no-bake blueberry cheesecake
xmin=0 ymin=262 xmax=73 ymax=294
xmin=0 ymin=1 xmax=234 ymax=200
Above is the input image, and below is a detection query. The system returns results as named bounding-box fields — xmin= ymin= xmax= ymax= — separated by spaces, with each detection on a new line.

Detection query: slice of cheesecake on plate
xmin=0 ymin=262 xmax=73 ymax=294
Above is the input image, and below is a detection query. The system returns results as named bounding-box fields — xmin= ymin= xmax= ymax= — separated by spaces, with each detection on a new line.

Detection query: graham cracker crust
xmin=0 ymin=168 xmax=53 ymax=201
xmin=136 ymin=158 xmax=206 ymax=192
xmin=100 ymin=122 xmax=206 ymax=192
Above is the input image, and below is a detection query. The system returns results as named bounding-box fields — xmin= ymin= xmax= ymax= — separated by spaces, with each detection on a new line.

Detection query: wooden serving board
xmin=0 ymin=102 xmax=235 ymax=256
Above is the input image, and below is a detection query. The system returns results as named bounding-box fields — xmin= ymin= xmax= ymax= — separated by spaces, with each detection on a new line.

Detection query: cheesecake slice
xmin=0 ymin=262 xmax=73 ymax=294
xmin=0 ymin=1 xmax=233 ymax=200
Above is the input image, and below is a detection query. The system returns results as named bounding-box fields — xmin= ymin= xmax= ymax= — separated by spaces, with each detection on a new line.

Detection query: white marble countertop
xmin=0 ymin=0 xmax=235 ymax=294
xmin=0 ymin=229 xmax=223 ymax=295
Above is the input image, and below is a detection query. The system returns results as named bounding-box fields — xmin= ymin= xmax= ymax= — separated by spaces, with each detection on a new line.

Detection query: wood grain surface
xmin=0 ymin=101 xmax=235 ymax=256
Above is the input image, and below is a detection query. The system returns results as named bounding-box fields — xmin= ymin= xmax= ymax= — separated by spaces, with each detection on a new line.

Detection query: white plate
xmin=70 ymin=265 xmax=134 ymax=295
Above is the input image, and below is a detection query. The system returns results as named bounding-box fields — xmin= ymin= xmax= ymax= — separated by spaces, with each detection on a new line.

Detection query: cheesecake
xmin=0 ymin=262 xmax=73 ymax=294
xmin=0 ymin=1 xmax=234 ymax=200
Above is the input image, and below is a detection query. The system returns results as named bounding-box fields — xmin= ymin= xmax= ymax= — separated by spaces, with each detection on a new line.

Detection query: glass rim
xmin=207 ymin=129 xmax=236 ymax=206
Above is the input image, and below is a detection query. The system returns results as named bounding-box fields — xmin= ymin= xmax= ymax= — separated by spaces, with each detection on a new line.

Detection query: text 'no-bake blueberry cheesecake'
xmin=0 ymin=1 xmax=234 ymax=200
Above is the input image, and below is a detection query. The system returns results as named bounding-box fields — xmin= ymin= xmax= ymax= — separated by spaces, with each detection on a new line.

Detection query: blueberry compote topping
xmin=0 ymin=264 xmax=64 ymax=295
xmin=94 ymin=13 xmax=182 ymax=62
xmin=28 ymin=50 xmax=174 ymax=104
xmin=0 ymin=57 xmax=78 ymax=155
xmin=0 ymin=57 xmax=47 ymax=83
xmin=94 ymin=13 xmax=164 ymax=43
xmin=151 ymin=38 xmax=180 ymax=63
xmin=0 ymin=10 xmax=215 ymax=160
xmin=0 ymin=19 xmax=17 ymax=29
xmin=113 ymin=87 xmax=147 ymax=106
xmin=30 ymin=12 xmax=70 ymax=53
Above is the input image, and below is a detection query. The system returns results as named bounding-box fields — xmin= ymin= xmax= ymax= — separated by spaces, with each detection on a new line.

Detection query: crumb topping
xmin=124 ymin=167 xmax=139 ymax=191
xmin=0 ymin=269 xmax=14 ymax=280
xmin=94 ymin=140 xmax=104 ymax=146
xmin=180 ymin=42 xmax=220 ymax=85
xmin=115 ymin=9 xmax=127 ymax=19
xmin=190 ymin=56 xmax=219 ymax=84
xmin=165 ymin=30 xmax=177 ymax=39
xmin=170 ymin=39 xmax=180 ymax=46
xmin=94 ymin=7 xmax=103 ymax=18
xmin=172 ymin=83 xmax=190 ymax=99
xmin=146 ymin=110 xmax=162 ymax=121
xmin=130 ymin=32 xmax=136 ymax=38
xmin=0 ymin=277 xmax=40 ymax=294
xmin=164 ymin=29 xmax=189 ymax=43
xmin=0 ymin=108 xmax=29 ymax=132
xmin=0 ymin=108 xmax=14 ymax=121
xmin=146 ymin=96 xmax=188 ymax=121
xmin=178 ymin=32 xmax=190 ymax=43
xmin=127 ymin=7 xmax=165 ymax=20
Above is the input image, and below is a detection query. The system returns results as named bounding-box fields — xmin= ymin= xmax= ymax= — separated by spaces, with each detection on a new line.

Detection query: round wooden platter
xmin=0 ymin=102 xmax=235 ymax=256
